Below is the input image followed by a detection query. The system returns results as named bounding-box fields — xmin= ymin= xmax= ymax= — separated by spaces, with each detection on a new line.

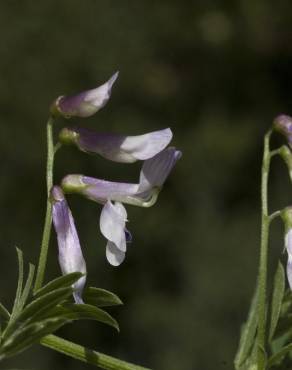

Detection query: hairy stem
xmin=257 ymin=130 xmax=272 ymax=369
xmin=41 ymin=334 xmax=151 ymax=370
xmin=34 ymin=116 xmax=55 ymax=292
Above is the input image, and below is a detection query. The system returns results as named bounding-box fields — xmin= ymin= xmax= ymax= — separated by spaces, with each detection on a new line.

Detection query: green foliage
xmin=33 ymin=272 xmax=84 ymax=299
xmin=42 ymin=303 xmax=119 ymax=331
xmin=83 ymin=287 xmax=123 ymax=307
xmin=0 ymin=249 xmax=122 ymax=361
xmin=268 ymin=289 xmax=292 ymax=367
xmin=269 ymin=262 xmax=285 ymax=341
xmin=235 ymin=262 xmax=290 ymax=369
xmin=234 ymin=285 xmax=258 ymax=369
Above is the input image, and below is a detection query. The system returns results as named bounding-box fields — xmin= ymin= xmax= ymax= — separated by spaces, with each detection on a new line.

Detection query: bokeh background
xmin=1 ymin=1 xmax=292 ymax=369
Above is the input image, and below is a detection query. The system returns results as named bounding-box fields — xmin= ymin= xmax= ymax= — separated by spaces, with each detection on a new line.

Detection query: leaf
xmin=83 ymin=287 xmax=123 ymax=307
xmin=10 ymin=248 xmax=24 ymax=317
xmin=267 ymin=343 xmax=292 ymax=368
xmin=17 ymin=287 xmax=73 ymax=324
xmin=18 ymin=263 xmax=35 ymax=311
xmin=280 ymin=291 xmax=292 ymax=317
xmin=237 ymin=340 xmax=257 ymax=370
xmin=0 ymin=318 xmax=68 ymax=359
xmin=0 ymin=303 xmax=10 ymax=321
xmin=43 ymin=303 xmax=119 ymax=331
xmin=273 ymin=305 xmax=292 ymax=340
xmin=2 ymin=287 xmax=72 ymax=340
xmin=269 ymin=262 xmax=285 ymax=341
xmin=234 ymin=285 xmax=258 ymax=369
xmin=33 ymin=272 xmax=83 ymax=299
xmin=270 ymin=329 xmax=292 ymax=356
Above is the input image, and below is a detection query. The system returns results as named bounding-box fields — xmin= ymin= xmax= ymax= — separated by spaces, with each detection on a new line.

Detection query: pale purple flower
xmin=59 ymin=127 xmax=173 ymax=163
xmin=51 ymin=186 xmax=86 ymax=303
xmin=61 ymin=147 xmax=181 ymax=265
xmin=51 ymin=72 xmax=119 ymax=118
xmin=274 ymin=114 xmax=292 ymax=147
xmin=62 ymin=147 xmax=182 ymax=206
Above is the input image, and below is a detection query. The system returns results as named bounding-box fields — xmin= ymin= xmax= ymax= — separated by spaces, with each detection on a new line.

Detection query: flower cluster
xmin=51 ymin=73 xmax=181 ymax=303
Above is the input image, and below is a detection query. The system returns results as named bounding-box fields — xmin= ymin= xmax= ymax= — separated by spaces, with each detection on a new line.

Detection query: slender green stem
xmin=40 ymin=334 xmax=151 ymax=370
xmin=34 ymin=116 xmax=55 ymax=293
xmin=257 ymin=130 xmax=272 ymax=369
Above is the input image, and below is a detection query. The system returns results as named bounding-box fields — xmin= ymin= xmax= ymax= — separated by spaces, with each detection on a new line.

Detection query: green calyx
xmin=50 ymin=96 xmax=64 ymax=118
xmin=59 ymin=127 xmax=79 ymax=146
xmin=278 ymin=145 xmax=292 ymax=183
xmin=280 ymin=207 xmax=292 ymax=230
xmin=61 ymin=175 xmax=88 ymax=194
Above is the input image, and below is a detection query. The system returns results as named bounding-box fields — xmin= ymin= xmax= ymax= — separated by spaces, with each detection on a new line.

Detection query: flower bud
xmin=51 ymin=72 xmax=119 ymax=118
xmin=51 ymin=186 xmax=87 ymax=303
xmin=273 ymin=114 xmax=292 ymax=146
xmin=279 ymin=145 xmax=292 ymax=183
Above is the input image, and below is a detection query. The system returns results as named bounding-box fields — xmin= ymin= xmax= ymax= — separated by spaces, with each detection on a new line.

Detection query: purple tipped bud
xmin=51 ymin=72 xmax=119 ymax=118
xmin=274 ymin=115 xmax=292 ymax=146
xmin=51 ymin=186 xmax=86 ymax=303
xmin=59 ymin=127 xmax=173 ymax=163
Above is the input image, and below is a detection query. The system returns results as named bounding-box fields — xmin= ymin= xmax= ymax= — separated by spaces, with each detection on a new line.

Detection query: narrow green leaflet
xmin=279 ymin=291 xmax=292 ymax=317
xmin=238 ymin=340 xmax=257 ymax=370
xmin=44 ymin=303 xmax=119 ymax=331
xmin=2 ymin=287 xmax=72 ymax=340
xmin=270 ymin=329 xmax=292 ymax=356
xmin=83 ymin=287 xmax=123 ymax=307
xmin=10 ymin=248 xmax=24 ymax=318
xmin=0 ymin=318 xmax=68 ymax=360
xmin=16 ymin=287 xmax=73 ymax=325
xmin=0 ymin=303 xmax=10 ymax=321
xmin=269 ymin=262 xmax=285 ymax=341
xmin=267 ymin=343 xmax=292 ymax=368
xmin=234 ymin=285 xmax=258 ymax=369
xmin=18 ymin=263 xmax=35 ymax=312
xmin=33 ymin=272 xmax=83 ymax=299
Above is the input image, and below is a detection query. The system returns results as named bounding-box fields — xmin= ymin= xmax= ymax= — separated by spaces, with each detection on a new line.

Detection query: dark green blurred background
xmin=1 ymin=1 xmax=292 ymax=369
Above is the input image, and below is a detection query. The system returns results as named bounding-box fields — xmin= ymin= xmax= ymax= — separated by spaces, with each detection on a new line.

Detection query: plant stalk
xmin=34 ymin=116 xmax=55 ymax=293
xmin=41 ymin=334 xmax=151 ymax=370
xmin=257 ymin=130 xmax=272 ymax=369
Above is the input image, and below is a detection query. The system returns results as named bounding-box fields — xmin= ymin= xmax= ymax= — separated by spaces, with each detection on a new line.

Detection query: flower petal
xmin=59 ymin=127 xmax=172 ymax=163
xmin=287 ymin=256 xmax=292 ymax=290
xmin=286 ymin=229 xmax=292 ymax=290
xmin=138 ymin=147 xmax=182 ymax=193
xmin=100 ymin=201 xmax=127 ymax=252
xmin=81 ymin=176 xmax=139 ymax=204
xmin=51 ymin=186 xmax=86 ymax=303
xmin=106 ymin=242 xmax=126 ymax=266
